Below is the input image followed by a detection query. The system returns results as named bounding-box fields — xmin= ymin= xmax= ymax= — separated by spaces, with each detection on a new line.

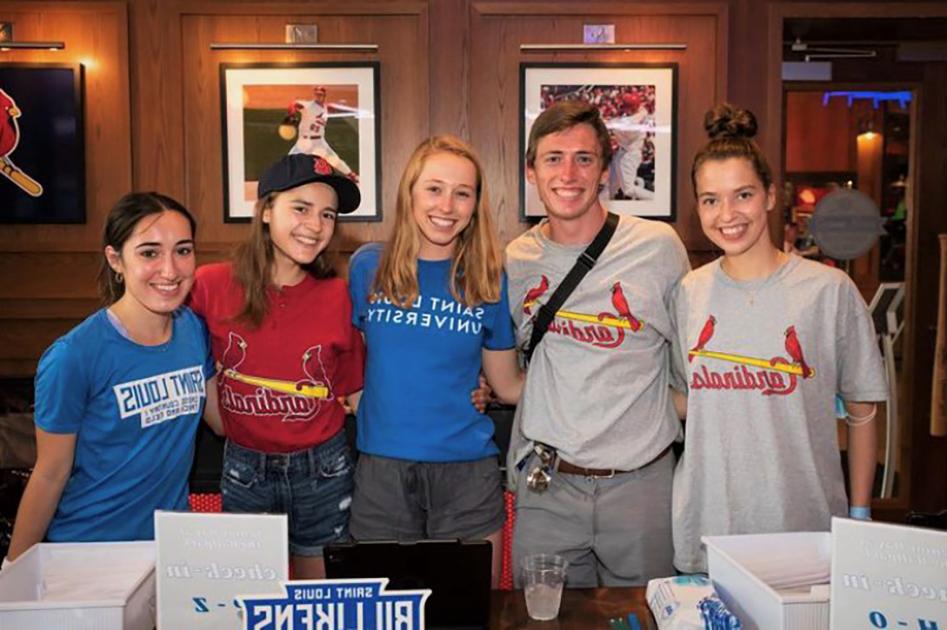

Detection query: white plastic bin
xmin=0 ymin=541 xmax=155 ymax=630
xmin=703 ymin=532 xmax=831 ymax=630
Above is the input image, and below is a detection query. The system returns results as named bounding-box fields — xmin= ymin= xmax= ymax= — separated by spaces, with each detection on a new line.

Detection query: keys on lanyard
xmin=526 ymin=443 xmax=556 ymax=492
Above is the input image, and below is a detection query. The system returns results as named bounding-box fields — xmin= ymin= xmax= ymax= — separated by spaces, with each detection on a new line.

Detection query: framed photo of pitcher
xmin=220 ymin=62 xmax=381 ymax=222
xmin=520 ymin=63 xmax=677 ymax=220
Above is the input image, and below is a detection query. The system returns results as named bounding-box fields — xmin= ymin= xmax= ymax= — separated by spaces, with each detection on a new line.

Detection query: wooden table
xmin=491 ymin=587 xmax=656 ymax=629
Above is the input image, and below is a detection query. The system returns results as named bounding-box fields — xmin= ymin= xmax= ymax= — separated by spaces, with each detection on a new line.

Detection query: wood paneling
xmin=1 ymin=0 xmax=944 ymax=514
xmin=785 ymin=91 xmax=855 ymax=173
xmin=0 ymin=2 xmax=130 ymax=376
xmin=135 ymin=1 xmax=429 ymax=255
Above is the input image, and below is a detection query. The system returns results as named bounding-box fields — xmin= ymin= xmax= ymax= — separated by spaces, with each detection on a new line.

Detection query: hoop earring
xmin=115 ymin=272 xmax=124 ymax=284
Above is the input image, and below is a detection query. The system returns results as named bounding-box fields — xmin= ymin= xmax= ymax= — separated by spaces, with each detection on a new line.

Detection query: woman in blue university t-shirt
xmin=348 ymin=135 xmax=523 ymax=585
xmin=6 ymin=193 xmax=215 ymax=563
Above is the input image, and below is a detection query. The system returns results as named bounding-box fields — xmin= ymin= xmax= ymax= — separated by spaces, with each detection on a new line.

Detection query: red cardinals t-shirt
xmin=190 ymin=263 xmax=365 ymax=453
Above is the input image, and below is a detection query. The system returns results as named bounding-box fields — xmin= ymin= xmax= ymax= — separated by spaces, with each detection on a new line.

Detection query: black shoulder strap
xmin=526 ymin=212 xmax=619 ymax=363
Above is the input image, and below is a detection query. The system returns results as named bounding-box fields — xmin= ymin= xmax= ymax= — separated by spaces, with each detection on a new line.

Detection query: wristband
xmin=849 ymin=505 xmax=872 ymax=520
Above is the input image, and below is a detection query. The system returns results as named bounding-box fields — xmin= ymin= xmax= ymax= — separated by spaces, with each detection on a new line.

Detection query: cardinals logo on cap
xmin=0 ymin=88 xmax=43 ymax=197
xmin=313 ymin=156 xmax=333 ymax=176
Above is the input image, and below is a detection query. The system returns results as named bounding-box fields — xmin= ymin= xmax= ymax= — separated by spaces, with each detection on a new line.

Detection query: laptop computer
xmin=324 ymin=539 xmax=492 ymax=630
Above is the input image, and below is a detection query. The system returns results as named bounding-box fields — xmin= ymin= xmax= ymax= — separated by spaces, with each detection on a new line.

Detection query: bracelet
xmin=849 ymin=505 xmax=872 ymax=520
xmin=845 ymin=405 xmax=877 ymax=427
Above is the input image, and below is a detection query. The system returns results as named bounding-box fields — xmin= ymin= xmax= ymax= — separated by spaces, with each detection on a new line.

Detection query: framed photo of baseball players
xmin=520 ymin=63 xmax=678 ymax=220
xmin=0 ymin=62 xmax=85 ymax=223
xmin=220 ymin=62 xmax=381 ymax=222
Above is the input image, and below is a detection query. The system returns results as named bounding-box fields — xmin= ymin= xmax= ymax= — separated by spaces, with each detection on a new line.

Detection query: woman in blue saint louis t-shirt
xmin=347 ymin=136 xmax=523 ymax=585
xmin=6 ymin=193 xmax=215 ymax=563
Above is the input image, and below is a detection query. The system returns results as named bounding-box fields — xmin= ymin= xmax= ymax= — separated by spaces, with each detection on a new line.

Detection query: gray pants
xmin=512 ymin=449 xmax=675 ymax=588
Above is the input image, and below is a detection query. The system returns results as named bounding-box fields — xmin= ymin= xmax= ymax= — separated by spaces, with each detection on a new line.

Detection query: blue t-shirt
xmin=349 ymin=243 xmax=516 ymax=462
xmin=35 ymin=307 xmax=215 ymax=542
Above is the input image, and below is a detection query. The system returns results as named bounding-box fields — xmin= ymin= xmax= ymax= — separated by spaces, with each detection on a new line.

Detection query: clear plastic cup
xmin=522 ymin=553 xmax=569 ymax=621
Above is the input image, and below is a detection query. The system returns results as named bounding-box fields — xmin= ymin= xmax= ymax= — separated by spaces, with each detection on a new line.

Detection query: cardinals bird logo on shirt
xmin=218 ymin=332 xmax=333 ymax=422
xmin=0 ymin=89 xmax=43 ymax=197
xmin=522 ymin=278 xmax=645 ymax=349
xmin=687 ymin=316 xmax=815 ymax=396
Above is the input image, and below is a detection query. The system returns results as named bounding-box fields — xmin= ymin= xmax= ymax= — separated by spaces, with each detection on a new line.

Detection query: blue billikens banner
xmin=237 ymin=578 xmax=431 ymax=630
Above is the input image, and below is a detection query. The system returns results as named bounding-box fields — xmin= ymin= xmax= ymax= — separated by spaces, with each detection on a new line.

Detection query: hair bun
xmin=704 ymin=104 xmax=758 ymax=141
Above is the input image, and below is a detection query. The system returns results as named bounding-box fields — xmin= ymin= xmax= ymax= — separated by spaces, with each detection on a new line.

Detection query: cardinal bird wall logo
xmin=217 ymin=332 xmax=333 ymax=422
xmin=687 ymin=316 xmax=815 ymax=396
xmin=0 ymin=89 xmax=43 ymax=197
xmin=522 ymin=278 xmax=644 ymax=349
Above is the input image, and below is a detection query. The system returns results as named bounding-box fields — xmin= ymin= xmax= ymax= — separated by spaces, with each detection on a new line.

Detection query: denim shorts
xmin=350 ymin=454 xmax=505 ymax=541
xmin=221 ymin=430 xmax=354 ymax=557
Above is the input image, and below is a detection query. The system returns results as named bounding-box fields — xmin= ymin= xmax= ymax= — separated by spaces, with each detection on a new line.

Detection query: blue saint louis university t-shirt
xmin=35 ymin=307 xmax=214 ymax=542
xmin=349 ymin=243 xmax=516 ymax=462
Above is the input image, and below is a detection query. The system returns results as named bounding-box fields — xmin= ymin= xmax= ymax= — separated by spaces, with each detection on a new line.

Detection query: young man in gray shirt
xmin=506 ymin=101 xmax=689 ymax=586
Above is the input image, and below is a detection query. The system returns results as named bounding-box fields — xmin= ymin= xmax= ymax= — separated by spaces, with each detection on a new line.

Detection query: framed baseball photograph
xmin=0 ymin=62 xmax=85 ymax=223
xmin=520 ymin=63 xmax=678 ymax=220
xmin=220 ymin=62 xmax=381 ymax=222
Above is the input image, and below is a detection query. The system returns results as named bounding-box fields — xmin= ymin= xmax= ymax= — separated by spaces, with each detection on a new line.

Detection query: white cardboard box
xmin=0 ymin=541 xmax=156 ymax=630
xmin=703 ymin=532 xmax=831 ymax=630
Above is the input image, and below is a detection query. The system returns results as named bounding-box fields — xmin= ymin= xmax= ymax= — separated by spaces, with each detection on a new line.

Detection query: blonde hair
xmin=373 ymin=135 xmax=503 ymax=308
xmin=232 ymin=192 xmax=336 ymax=328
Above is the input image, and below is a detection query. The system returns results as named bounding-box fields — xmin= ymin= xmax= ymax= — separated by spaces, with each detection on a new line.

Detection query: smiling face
xmin=695 ymin=156 xmax=777 ymax=261
xmin=526 ymin=122 xmax=609 ymax=227
xmin=410 ymin=151 xmax=478 ymax=260
xmin=105 ymin=210 xmax=195 ymax=318
xmin=263 ymin=181 xmax=338 ymax=284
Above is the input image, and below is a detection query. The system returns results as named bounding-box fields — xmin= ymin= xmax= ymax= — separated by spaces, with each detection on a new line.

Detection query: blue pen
xmin=626 ymin=612 xmax=642 ymax=630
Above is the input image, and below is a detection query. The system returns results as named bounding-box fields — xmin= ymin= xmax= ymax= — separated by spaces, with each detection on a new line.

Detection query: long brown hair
xmin=691 ymin=103 xmax=773 ymax=194
xmin=373 ymin=135 xmax=503 ymax=308
xmin=98 ymin=192 xmax=196 ymax=305
xmin=232 ymin=192 xmax=336 ymax=327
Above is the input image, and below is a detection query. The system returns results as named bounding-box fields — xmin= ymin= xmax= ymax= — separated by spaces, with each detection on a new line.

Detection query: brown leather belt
xmin=555 ymin=445 xmax=671 ymax=478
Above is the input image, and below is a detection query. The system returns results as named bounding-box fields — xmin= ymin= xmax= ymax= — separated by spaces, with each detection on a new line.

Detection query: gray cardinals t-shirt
xmin=670 ymin=255 xmax=888 ymax=573
xmin=505 ymin=214 xmax=689 ymax=473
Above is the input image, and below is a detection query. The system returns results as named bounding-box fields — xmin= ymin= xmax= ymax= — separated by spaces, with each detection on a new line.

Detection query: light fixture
xmin=823 ymin=90 xmax=912 ymax=109
xmin=789 ymin=38 xmax=876 ymax=62
xmin=521 ymin=43 xmax=686 ymax=52
xmin=0 ymin=40 xmax=65 ymax=51
xmin=857 ymin=119 xmax=881 ymax=141
xmin=209 ymin=43 xmax=377 ymax=51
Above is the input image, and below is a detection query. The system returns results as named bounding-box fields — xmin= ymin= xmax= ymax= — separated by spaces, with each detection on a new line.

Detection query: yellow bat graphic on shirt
xmin=688 ymin=349 xmax=813 ymax=377
xmin=524 ymin=301 xmax=645 ymax=330
xmin=222 ymin=369 xmax=329 ymax=398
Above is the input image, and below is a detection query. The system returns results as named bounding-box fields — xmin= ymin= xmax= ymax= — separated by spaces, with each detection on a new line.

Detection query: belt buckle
xmin=588 ymin=469 xmax=616 ymax=481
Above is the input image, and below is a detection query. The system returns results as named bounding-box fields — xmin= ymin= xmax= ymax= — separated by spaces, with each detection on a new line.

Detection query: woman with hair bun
xmin=670 ymin=104 xmax=887 ymax=573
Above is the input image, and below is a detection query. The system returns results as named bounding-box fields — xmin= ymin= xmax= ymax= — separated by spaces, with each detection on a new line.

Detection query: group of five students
xmin=5 ymin=101 xmax=885 ymax=587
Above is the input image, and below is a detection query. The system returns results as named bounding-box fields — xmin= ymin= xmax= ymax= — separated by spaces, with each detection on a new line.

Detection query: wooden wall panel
xmin=0 ymin=2 xmax=130 ymax=376
xmin=2 ymin=0 xmax=943 ymax=516
xmin=785 ymin=91 xmax=855 ymax=173
xmin=466 ymin=2 xmax=728 ymax=250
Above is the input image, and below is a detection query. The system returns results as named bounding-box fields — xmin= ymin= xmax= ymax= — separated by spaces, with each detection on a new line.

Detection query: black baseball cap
xmin=257 ymin=154 xmax=361 ymax=214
